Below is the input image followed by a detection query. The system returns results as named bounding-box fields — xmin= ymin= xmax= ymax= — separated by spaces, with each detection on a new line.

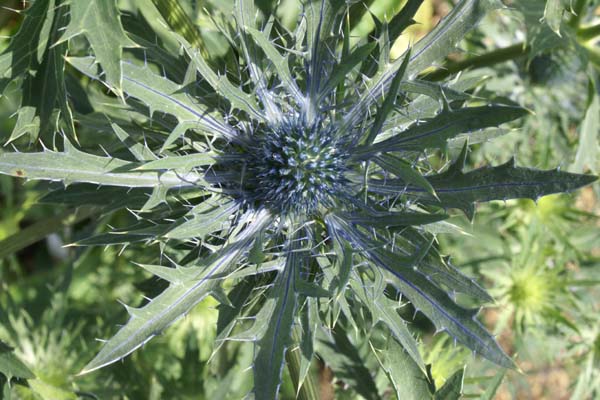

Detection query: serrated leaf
xmin=215 ymin=278 xmax=255 ymax=350
xmin=304 ymin=0 xmax=346 ymax=119
xmin=0 ymin=143 xmax=207 ymax=189
xmin=81 ymin=278 xmax=213 ymax=373
xmin=318 ymin=42 xmax=377 ymax=100
xmin=355 ymin=105 xmax=527 ymax=158
xmin=0 ymin=341 xmax=35 ymax=381
xmin=317 ymin=256 xmax=358 ymax=332
xmin=149 ymin=0 xmax=204 ymax=51
xmin=399 ymin=80 xmax=471 ymax=103
xmin=342 ymin=209 xmax=448 ymax=228
xmin=75 ymin=198 xmax=237 ymax=245
xmin=295 ymin=280 xmax=331 ymax=298
xmin=408 ymin=0 xmax=503 ymax=77
xmin=121 ymin=13 xmax=187 ymax=81
xmin=514 ymin=0 xmax=566 ymax=59
xmin=35 ymin=2 xmax=74 ymax=140
xmin=2 ymin=0 xmax=75 ymax=143
xmin=344 ymin=0 xmax=501 ymax=133
xmin=543 ymin=0 xmax=564 ymax=36
xmin=135 ymin=153 xmax=239 ymax=171
xmin=39 ymin=184 xmax=149 ymax=211
xmin=378 ymin=338 xmax=433 ymax=400
xmin=60 ymin=0 xmax=136 ymax=92
xmin=368 ymin=145 xmax=598 ymax=218
xmin=176 ymin=32 xmax=264 ymax=121
xmin=422 ymin=220 xmax=470 ymax=236
xmin=422 ymin=158 xmax=597 ymax=218
xmin=164 ymin=199 xmax=238 ymax=240
xmin=328 ymin=230 xmax=353 ymax=296
xmin=387 ymin=0 xmax=424 ymax=43
xmin=447 ymin=128 xmax=509 ymax=149
xmin=233 ymin=0 xmax=281 ymax=120
xmin=374 ymin=154 xmax=438 ymax=199
xmin=229 ymin=291 xmax=278 ymax=342
xmin=71 ymin=223 xmax=169 ymax=246
xmin=388 ymin=75 xmax=485 ymax=132
xmin=80 ymin=210 xmax=270 ymax=374
xmin=364 ymin=49 xmax=411 ymax=145
xmin=356 ymin=1 xmax=416 ymax=78
xmin=0 ymin=0 xmax=55 ymax=94
xmin=419 ymin=257 xmax=493 ymax=303
xmin=331 ymin=216 xmax=514 ymax=369
xmin=378 ymin=227 xmax=491 ymax=301
xmin=350 ymin=278 xmax=425 ymax=372
xmin=6 ymin=106 xmax=38 ymax=144
xmin=253 ymin=243 xmax=300 ymax=400
xmin=135 ymin=263 xmax=192 ymax=284
xmin=111 ymin=123 xmax=158 ymax=162
xmin=67 ymin=57 xmax=239 ymax=143
xmin=245 ymin=27 xmax=303 ymax=100
xmin=297 ymin=298 xmax=318 ymax=391
xmin=434 ymin=367 xmax=464 ymax=400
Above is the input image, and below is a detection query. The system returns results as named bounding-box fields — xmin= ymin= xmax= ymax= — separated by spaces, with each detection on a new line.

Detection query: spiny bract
xmin=0 ymin=0 xmax=597 ymax=399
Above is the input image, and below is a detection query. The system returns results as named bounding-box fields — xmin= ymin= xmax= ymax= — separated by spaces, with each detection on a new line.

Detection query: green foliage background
xmin=0 ymin=0 xmax=599 ymax=399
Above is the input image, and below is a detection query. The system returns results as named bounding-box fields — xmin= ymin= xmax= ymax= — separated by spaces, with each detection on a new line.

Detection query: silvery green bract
xmin=0 ymin=0 xmax=597 ymax=398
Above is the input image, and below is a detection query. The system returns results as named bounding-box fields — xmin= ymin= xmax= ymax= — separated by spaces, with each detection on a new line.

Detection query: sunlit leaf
xmin=60 ymin=0 xmax=136 ymax=92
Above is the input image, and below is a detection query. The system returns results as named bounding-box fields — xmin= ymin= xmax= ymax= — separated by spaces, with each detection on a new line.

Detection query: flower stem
xmin=423 ymin=43 xmax=528 ymax=81
xmin=577 ymin=22 xmax=600 ymax=42
xmin=285 ymin=327 xmax=320 ymax=400
xmin=423 ymin=20 xmax=600 ymax=82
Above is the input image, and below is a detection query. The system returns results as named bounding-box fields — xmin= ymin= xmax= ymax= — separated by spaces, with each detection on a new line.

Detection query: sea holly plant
xmin=0 ymin=0 xmax=597 ymax=399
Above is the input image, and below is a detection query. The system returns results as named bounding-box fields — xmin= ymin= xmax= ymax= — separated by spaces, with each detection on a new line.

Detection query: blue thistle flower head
xmin=246 ymin=114 xmax=349 ymax=215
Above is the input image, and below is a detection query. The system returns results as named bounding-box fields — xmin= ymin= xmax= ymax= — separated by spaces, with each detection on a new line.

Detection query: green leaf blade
xmin=253 ymin=248 xmax=299 ymax=400
xmin=80 ymin=210 xmax=270 ymax=374
xmin=61 ymin=0 xmax=136 ymax=92
xmin=434 ymin=367 xmax=464 ymax=400
xmin=0 ymin=146 xmax=207 ymax=189
xmin=423 ymin=159 xmax=598 ymax=217
xmin=408 ymin=0 xmax=503 ymax=77
xmin=135 ymin=153 xmax=239 ymax=171
xmin=0 ymin=0 xmax=55 ymax=94
xmin=543 ymin=0 xmax=564 ymax=36
xmin=0 ymin=341 xmax=35 ymax=381
xmin=356 ymin=105 xmax=528 ymax=157
xmin=67 ymin=57 xmax=239 ymax=144
xmin=332 ymin=217 xmax=514 ymax=369
xmin=379 ymin=338 xmax=433 ymax=400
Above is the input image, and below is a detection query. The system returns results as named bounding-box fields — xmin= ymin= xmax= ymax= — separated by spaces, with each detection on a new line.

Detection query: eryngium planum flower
xmin=245 ymin=115 xmax=350 ymax=214
xmin=0 ymin=0 xmax=596 ymax=398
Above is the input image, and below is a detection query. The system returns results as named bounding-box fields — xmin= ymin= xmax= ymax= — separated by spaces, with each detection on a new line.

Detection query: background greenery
xmin=0 ymin=0 xmax=599 ymax=399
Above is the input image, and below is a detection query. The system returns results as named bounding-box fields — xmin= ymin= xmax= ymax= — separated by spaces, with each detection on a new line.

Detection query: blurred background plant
xmin=0 ymin=0 xmax=599 ymax=399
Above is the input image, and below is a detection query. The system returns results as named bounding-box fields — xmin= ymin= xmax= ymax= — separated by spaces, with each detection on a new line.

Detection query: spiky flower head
xmin=0 ymin=0 xmax=596 ymax=399
xmin=246 ymin=115 xmax=349 ymax=215
xmin=484 ymin=234 xmax=579 ymax=336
